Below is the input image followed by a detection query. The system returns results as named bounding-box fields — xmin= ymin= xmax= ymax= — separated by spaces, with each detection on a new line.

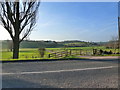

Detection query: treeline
xmin=64 ymin=42 xmax=98 ymax=47
xmin=20 ymin=40 xmax=63 ymax=48
xmin=1 ymin=40 xmax=99 ymax=49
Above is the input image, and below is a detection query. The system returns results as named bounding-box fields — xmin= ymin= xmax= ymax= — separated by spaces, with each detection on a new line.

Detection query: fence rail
xmin=47 ymin=48 xmax=116 ymax=58
xmin=47 ymin=49 xmax=94 ymax=58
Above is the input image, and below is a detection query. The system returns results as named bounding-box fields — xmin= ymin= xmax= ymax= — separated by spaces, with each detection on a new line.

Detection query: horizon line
xmin=0 ymin=39 xmax=109 ymax=42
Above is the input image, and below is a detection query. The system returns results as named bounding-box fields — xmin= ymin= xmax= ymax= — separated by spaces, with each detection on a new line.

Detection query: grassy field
xmin=1 ymin=46 xmax=119 ymax=61
xmin=2 ymin=48 xmax=49 ymax=59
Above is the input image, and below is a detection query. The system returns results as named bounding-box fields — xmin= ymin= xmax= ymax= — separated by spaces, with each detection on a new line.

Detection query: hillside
xmin=1 ymin=40 xmax=100 ymax=49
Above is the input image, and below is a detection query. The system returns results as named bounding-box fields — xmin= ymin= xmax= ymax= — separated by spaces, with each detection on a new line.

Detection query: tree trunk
xmin=12 ymin=2 xmax=20 ymax=59
xmin=118 ymin=17 xmax=120 ymax=53
xmin=13 ymin=39 xmax=19 ymax=59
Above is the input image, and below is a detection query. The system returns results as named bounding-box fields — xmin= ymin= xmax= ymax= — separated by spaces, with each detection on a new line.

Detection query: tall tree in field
xmin=118 ymin=17 xmax=120 ymax=53
xmin=118 ymin=2 xmax=120 ymax=53
xmin=0 ymin=0 xmax=40 ymax=59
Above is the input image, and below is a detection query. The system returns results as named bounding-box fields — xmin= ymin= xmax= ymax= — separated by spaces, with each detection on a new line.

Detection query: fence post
xmin=48 ymin=54 xmax=51 ymax=58
xmin=75 ymin=49 xmax=77 ymax=55
xmin=80 ymin=49 xmax=82 ymax=55
xmin=60 ymin=52 xmax=62 ymax=58
xmin=65 ymin=50 xmax=68 ymax=57
xmin=69 ymin=49 xmax=71 ymax=55
xmin=54 ymin=53 xmax=57 ymax=58
xmin=93 ymin=49 xmax=97 ymax=55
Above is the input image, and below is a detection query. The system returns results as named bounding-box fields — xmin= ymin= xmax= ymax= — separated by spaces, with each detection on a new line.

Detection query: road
xmin=1 ymin=58 xmax=118 ymax=88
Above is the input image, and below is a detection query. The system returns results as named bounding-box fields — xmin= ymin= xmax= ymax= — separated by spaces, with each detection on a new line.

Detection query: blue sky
xmin=0 ymin=2 xmax=118 ymax=42
xmin=29 ymin=2 xmax=118 ymax=42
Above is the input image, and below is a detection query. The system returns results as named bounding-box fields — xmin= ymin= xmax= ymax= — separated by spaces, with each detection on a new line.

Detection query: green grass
xmin=46 ymin=46 xmax=106 ymax=50
xmin=2 ymin=48 xmax=50 ymax=59
xmin=1 ymin=46 xmax=119 ymax=61
xmin=47 ymin=46 xmax=119 ymax=55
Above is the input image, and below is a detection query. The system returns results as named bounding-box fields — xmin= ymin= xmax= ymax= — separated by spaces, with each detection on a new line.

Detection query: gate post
xmin=93 ymin=49 xmax=97 ymax=55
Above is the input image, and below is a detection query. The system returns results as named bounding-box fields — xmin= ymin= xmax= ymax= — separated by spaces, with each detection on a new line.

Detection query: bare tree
xmin=0 ymin=0 xmax=40 ymax=59
xmin=105 ymin=36 xmax=119 ymax=54
xmin=118 ymin=2 xmax=120 ymax=53
xmin=110 ymin=36 xmax=119 ymax=54
xmin=118 ymin=17 xmax=120 ymax=53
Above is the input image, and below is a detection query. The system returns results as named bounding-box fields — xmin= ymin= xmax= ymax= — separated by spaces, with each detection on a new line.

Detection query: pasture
xmin=1 ymin=46 xmax=119 ymax=61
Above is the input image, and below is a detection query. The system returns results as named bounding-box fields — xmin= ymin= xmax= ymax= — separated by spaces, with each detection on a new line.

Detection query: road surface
xmin=1 ymin=57 xmax=118 ymax=88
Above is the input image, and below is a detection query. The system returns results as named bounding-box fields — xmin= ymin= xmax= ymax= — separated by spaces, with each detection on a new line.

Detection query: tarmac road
xmin=1 ymin=58 xmax=119 ymax=88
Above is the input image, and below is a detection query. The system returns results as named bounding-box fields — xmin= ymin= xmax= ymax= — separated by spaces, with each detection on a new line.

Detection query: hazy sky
xmin=0 ymin=2 xmax=118 ymax=42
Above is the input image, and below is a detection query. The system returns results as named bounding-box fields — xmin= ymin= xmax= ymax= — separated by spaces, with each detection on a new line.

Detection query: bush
xmin=38 ymin=48 xmax=46 ymax=58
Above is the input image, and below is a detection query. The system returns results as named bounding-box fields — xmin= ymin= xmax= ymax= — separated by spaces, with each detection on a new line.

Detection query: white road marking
xmin=1 ymin=66 xmax=118 ymax=75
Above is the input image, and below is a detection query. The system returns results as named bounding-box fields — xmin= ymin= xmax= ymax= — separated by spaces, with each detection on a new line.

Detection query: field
xmin=1 ymin=46 xmax=119 ymax=61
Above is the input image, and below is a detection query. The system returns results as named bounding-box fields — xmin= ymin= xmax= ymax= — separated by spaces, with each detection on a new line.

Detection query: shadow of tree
xmin=2 ymin=75 xmax=56 ymax=88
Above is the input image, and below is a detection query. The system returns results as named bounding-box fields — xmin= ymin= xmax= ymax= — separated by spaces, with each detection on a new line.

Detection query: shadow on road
xmin=2 ymin=75 xmax=56 ymax=88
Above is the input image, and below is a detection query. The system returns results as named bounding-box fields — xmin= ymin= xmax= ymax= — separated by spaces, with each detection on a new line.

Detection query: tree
xmin=118 ymin=17 xmax=120 ymax=53
xmin=109 ymin=36 xmax=119 ymax=54
xmin=0 ymin=0 xmax=40 ymax=59
xmin=118 ymin=2 xmax=120 ymax=53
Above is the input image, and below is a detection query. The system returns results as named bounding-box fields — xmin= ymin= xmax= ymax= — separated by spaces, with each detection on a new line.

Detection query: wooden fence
xmin=47 ymin=48 xmax=115 ymax=58
xmin=47 ymin=49 xmax=94 ymax=58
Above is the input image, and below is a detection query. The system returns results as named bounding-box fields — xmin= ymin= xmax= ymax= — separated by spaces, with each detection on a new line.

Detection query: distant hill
xmin=62 ymin=40 xmax=98 ymax=47
xmin=1 ymin=40 xmax=100 ymax=49
xmin=20 ymin=40 xmax=63 ymax=48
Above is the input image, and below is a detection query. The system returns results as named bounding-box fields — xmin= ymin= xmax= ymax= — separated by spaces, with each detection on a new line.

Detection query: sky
xmin=0 ymin=2 xmax=118 ymax=42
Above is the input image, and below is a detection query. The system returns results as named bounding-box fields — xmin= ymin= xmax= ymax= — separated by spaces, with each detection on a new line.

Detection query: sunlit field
xmin=1 ymin=46 xmax=119 ymax=61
